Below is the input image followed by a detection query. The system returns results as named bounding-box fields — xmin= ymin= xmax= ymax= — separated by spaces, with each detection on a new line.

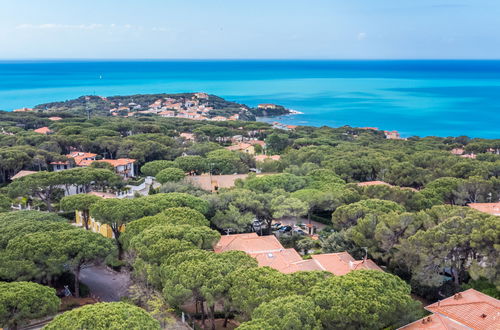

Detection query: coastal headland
xmin=22 ymin=92 xmax=291 ymax=122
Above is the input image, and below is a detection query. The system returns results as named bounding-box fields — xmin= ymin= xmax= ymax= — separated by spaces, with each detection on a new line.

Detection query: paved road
xmin=80 ymin=265 xmax=131 ymax=302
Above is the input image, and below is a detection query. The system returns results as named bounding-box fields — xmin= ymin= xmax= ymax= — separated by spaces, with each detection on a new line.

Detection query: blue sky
xmin=0 ymin=0 xmax=499 ymax=59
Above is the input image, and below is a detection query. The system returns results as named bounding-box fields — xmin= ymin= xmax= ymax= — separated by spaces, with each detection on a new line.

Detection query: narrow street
xmin=80 ymin=265 xmax=131 ymax=302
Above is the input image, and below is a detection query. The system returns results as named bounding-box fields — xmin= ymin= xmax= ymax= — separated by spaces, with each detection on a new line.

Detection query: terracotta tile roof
xmin=311 ymin=252 xmax=383 ymax=275
xmin=33 ymin=127 xmax=53 ymax=134
xmin=48 ymin=116 xmax=62 ymax=121
xmin=468 ymin=202 xmax=500 ymax=216
xmin=78 ymin=159 xmax=95 ymax=167
xmin=250 ymin=248 xmax=305 ymax=273
xmin=214 ymin=233 xmax=283 ymax=254
xmin=226 ymin=143 xmax=253 ymax=151
xmin=425 ymin=289 xmax=500 ymax=330
xmin=214 ymin=234 xmax=382 ymax=275
xmin=11 ymin=170 xmax=37 ymax=180
xmin=399 ymin=313 xmax=470 ymax=330
xmin=97 ymin=158 xmax=136 ymax=167
xmin=68 ymin=152 xmax=97 ymax=166
xmin=357 ymin=180 xmax=392 ymax=187
xmin=282 ymin=258 xmax=324 ymax=273
xmin=50 ymin=153 xmax=134 ymax=168
xmin=350 ymin=259 xmax=383 ymax=271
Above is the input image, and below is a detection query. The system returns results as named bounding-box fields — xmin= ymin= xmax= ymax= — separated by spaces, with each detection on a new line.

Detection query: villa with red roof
xmin=226 ymin=142 xmax=256 ymax=154
xmin=226 ymin=141 xmax=266 ymax=155
xmin=33 ymin=127 xmax=53 ymax=135
xmin=214 ymin=233 xmax=382 ymax=275
xmin=310 ymin=252 xmax=382 ymax=275
xmin=400 ymin=289 xmax=500 ymax=330
xmin=50 ymin=151 xmax=136 ymax=178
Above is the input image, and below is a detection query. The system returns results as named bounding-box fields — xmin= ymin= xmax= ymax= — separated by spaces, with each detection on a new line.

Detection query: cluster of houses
xmin=11 ymin=151 xmax=138 ymax=199
xmin=359 ymin=127 xmax=405 ymax=140
xmin=270 ymin=121 xmax=298 ymax=131
xmin=225 ymin=139 xmax=266 ymax=154
xmin=451 ymin=147 xmax=500 ymax=159
xmin=109 ymin=92 xmax=241 ymax=121
xmin=212 ymin=211 xmax=500 ymax=330
xmin=214 ymin=232 xmax=382 ymax=274
xmin=50 ymin=151 xmax=136 ymax=179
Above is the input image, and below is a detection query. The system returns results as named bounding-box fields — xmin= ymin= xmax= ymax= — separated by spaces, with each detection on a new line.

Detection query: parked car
xmin=252 ymin=219 xmax=265 ymax=232
xmin=271 ymin=223 xmax=282 ymax=230
xmin=293 ymin=228 xmax=307 ymax=236
xmin=278 ymin=225 xmax=292 ymax=233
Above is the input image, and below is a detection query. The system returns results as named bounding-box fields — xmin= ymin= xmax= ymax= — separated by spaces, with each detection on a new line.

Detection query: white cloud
xmin=357 ymin=32 xmax=367 ymax=40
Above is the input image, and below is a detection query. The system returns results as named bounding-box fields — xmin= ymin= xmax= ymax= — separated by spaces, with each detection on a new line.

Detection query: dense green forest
xmin=0 ymin=108 xmax=498 ymax=329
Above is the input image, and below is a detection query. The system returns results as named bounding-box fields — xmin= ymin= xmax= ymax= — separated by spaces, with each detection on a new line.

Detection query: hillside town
xmin=20 ymin=92 xmax=293 ymax=124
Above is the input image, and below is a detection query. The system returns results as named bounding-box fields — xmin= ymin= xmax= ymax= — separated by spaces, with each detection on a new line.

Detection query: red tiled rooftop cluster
xmin=214 ymin=233 xmax=382 ymax=275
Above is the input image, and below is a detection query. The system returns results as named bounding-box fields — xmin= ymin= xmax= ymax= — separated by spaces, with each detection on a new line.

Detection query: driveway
xmin=80 ymin=265 xmax=131 ymax=302
xmin=275 ymin=216 xmax=328 ymax=232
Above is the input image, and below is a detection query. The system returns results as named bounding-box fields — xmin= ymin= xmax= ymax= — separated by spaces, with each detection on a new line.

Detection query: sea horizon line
xmin=1 ymin=58 xmax=500 ymax=62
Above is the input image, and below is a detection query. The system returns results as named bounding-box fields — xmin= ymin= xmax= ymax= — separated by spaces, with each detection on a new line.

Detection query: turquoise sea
xmin=1 ymin=60 xmax=499 ymax=138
